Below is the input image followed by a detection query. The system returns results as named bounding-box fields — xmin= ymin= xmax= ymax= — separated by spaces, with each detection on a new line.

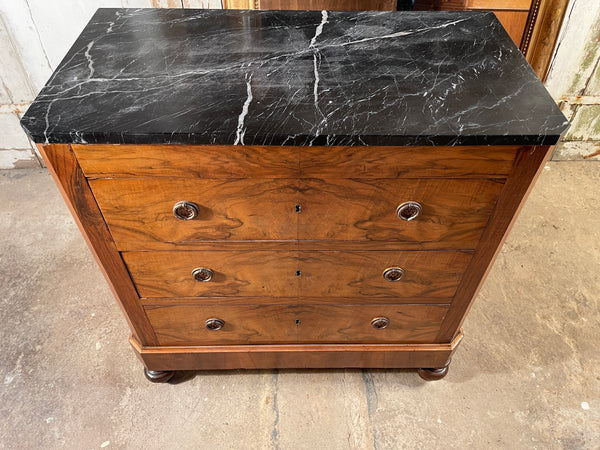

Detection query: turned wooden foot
xmin=144 ymin=368 xmax=175 ymax=383
xmin=417 ymin=364 xmax=449 ymax=381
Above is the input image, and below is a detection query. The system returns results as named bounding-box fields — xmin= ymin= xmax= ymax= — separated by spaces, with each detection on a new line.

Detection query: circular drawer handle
xmin=396 ymin=201 xmax=422 ymax=221
xmin=205 ymin=318 xmax=225 ymax=331
xmin=192 ymin=267 xmax=214 ymax=282
xmin=383 ymin=267 xmax=404 ymax=282
xmin=371 ymin=317 xmax=390 ymax=329
xmin=173 ymin=201 xmax=199 ymax=220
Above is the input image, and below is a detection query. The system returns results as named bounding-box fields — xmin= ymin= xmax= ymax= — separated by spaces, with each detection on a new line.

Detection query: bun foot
xmin=144 ymin=368 xmax=175 ymax=383
xmin=417 ymin=364 xmax=449 ymax=381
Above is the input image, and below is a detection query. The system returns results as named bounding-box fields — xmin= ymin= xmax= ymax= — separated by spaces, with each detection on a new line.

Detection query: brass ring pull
xmin=371 ymin=317 xmax=390 ymax=329
xmin=383 ymin=267 xmax=404 ymax=282
xmin=396 ymin=201 xmax=422 ymax=221
xmin=205 ymin=318 xmax=225 ymax=331
xmin=192 ymin=267 xmax=213 ymax=282
xmin=173 ymin=201 xmax=199 ymax=220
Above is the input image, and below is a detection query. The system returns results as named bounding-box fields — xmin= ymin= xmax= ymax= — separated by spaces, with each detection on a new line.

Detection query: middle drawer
xmin=123 ymin=250 xmax=472 ymax=299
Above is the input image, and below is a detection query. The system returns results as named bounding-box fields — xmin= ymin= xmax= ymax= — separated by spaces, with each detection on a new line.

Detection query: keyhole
xmin=296 ymin=270 xmax=301 ymax=276
xmin=295 ymin=320 xmax=301 ymax=325
xmin=295 ymin=204 xmax=301 ymax=213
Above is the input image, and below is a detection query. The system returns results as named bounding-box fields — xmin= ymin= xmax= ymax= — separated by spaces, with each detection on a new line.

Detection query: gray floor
xmin=0 ymin=162 xmax=598 ymax=449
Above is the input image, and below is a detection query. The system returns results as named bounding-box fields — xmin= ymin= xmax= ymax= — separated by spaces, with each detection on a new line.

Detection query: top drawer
xmin=73 ymin=145 xmax=519 ymax=179
xmin=88 ymin=177 xmax=502 ymax=250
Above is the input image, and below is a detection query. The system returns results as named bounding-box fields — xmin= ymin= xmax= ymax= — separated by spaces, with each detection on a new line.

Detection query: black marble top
xmin=21 ymin=8 xmax=569 ymax=146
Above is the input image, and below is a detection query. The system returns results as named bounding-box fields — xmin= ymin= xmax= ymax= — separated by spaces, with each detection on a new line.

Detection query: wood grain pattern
xmin=89 ymin=178 xmax=299 ymax=247
xmin=493 ymin=10 xmax=530 ymax=45
xmin=467 ymin=0 xmax=531 ymax=9
xmin=299 ymin=250 xmax=472 ymax=298
xmin=73 ymin=144 xmax=299 ymax=178
xmin=521 ymin=0 xmax=569 ymax=81
xmin=299 ymin=178 xmax=504 ymax=247
xmin=301 ymin=146 xmax=518 ymax=178
xmin=123 ymin=250 xmax=299 ymax=298
xmin=90 ymin=176 xmax=502 ymax=249
xmin=123 ymin=250 xmax=472 ymax=298
xmin=131 ymin=331 xmax=463 ymax=371
xmin=436 ymin=145 xmax=552 ymax=342
xmin=110 ymin=238 xmax=495 ymax=252
xmin=36 ymin=144 xmax=157 ymax=345
xmin=255 ymin=0 xmax=397 ymax=10
xmin=414 ymin=0 xmax=530 ymax=10
xmin=140 ymin=295 xmax=452 ymax=306
xmin=144 ymin=303 xmax=448 ymax=345
xmin=73 ymin=144 xmax=518 ymax=179
xmin=222 ymin=0 xmax=256 ymax=8
xmin=412 ymin=0 xmax=530 ymax=44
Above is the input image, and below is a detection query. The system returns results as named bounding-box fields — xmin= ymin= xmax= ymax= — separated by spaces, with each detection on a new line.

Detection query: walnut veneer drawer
xmin=89 ymin=178 xmax=299 ymax=243
xmin=122 ymin=250 xmax=472 ymax=299
xmin=90 ymin=177 xmax=502 ymax=249
xmin=74 ymin=145 xmax=519 ymax=179
xmin=144 ymin=303 xmax=449 ymax=345
xmin=298 ymin=178 xmax=503 ymax=245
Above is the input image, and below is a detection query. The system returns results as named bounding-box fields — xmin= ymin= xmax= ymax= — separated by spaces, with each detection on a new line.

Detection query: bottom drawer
xmin=145 ymin=303 xmax=448 ymax=345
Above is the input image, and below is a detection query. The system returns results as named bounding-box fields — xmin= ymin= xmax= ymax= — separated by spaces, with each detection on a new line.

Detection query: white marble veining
xmin=21 ymin=8 xmax=569 ymax=146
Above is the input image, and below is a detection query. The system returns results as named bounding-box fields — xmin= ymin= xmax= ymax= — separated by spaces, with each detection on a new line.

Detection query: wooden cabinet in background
xmin=224 ymin=0 xmax=529 ymax=45
xmin=222 ymin=0 xmax=569 ymax=81
xmin=414 ymin=0 xmax=532 ymax=45
xmin=223 ymin=0 xmax=397 ymax=10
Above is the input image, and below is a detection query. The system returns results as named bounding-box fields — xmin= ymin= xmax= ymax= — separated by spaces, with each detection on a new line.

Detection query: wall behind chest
xmin=545 ymin=0 xmax=600 ymax=160
xmin=3 ymin=0 xmax=599 ymax=167
xmin=0 ymin=0 xmax=223 ymax=169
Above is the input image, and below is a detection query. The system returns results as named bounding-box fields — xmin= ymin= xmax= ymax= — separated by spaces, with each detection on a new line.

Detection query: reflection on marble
xmin=21 ymin=8 xmax=569 ymax=146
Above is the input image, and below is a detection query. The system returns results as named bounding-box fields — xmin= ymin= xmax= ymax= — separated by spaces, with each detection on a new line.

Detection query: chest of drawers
xmin=21 ymin=9 xmax=568 ymax=382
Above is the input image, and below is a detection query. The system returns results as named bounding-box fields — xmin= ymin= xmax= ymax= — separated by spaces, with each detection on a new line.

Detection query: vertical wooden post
xmin=436 ymin=145 xmax=553 ymax=342
xmin=37 ymin=144 xmax=158 ymax=346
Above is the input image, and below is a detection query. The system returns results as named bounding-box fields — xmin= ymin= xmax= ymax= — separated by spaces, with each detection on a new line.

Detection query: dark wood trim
xmin=111 ymin=240 xmax=488 ymax=252
xmin=37 ymin=144 xmax=158 ymax=346
xmin=436 ymin=145 xmax=553 ymax=342
xmin=520 ymin=0 xmax=542 ymax=52
xmin=520 ymin=0 xmax=570 ymax=81
xmin=131 ymin=331 xmax=463 ymax=371
xmin=139 ymin=296 xmax=452 ymax=306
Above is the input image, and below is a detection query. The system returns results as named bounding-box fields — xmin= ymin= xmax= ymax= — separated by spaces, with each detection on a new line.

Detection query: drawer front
xmin=73 ymin=144 xmax=299 ymax=178
xmin=299 ymin=178 xmax=503 ymax=247
xmin=89 ymin=178 xmax=298 ymax=247
xmin=73 ymin=144 xmax=518 ymax=178
xmin=123 ymin=251 xmax=299 ymax=298
xmin=300 ymin=145 xmax=518 ymax=178
xmin=123 ymin=250 xmax=471 ymax=299
xmin=298 ymin=250 xmax=472 ymax=298
xmin=144 ymin=303 xmax=449 ymax=345
xmin=91 ymin=177 xmax=501 ymax=250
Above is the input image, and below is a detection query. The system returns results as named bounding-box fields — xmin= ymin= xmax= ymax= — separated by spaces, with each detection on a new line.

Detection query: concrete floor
xmin=0 ymin=162 xmax=598 ymax=449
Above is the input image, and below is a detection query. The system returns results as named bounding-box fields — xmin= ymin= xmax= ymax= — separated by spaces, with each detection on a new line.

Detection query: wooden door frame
xmin=520 ymin=0 xmax=571 ymax=81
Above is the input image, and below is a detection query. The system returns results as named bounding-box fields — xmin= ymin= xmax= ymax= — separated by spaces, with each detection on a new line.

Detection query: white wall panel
xmin=0 ymin=17 xmax=35 ymax=104
xmin=0 ymin=113 xmax=33 ymax=149
xmin=545 ymin=0 xmax=600 ymax=98
xmin=24 ymin=0 xmax=122 ymax=70
xmin=0 ymin=82 xmax=10 ymax=105
xmin=0 ymin=0 xmax=53 ymax=92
